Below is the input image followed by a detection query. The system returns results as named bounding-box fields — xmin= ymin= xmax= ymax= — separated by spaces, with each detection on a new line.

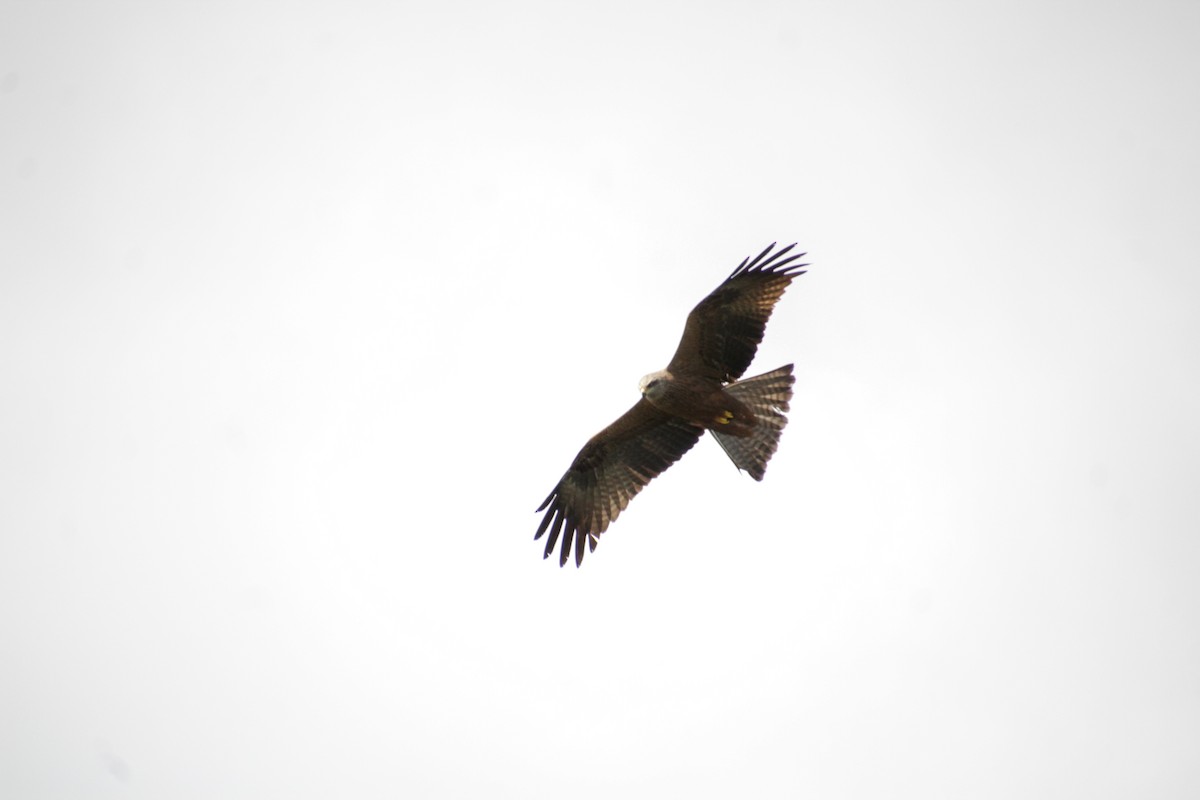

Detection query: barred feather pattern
xmin=710 ymin=364 xmax=795 ymax=481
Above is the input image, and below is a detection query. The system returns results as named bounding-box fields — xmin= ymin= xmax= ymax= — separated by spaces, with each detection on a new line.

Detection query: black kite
xmin=535 ymin=243 xmax=807 ymax=566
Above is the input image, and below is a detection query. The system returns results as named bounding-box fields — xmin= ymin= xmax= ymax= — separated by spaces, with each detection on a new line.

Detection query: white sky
xmin=2 ymin=1 xmax=1199 ymax=797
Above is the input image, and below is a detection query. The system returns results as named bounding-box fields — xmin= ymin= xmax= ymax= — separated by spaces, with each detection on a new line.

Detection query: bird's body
xmin=535 ymin=243 xmax=807 ymax=566
xmin=639 ymin=370 xmax=752 ymax=433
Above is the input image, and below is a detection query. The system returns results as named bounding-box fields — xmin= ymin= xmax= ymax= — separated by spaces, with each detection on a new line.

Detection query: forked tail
xmin=711 ymin=364 xmax=795 ymax=481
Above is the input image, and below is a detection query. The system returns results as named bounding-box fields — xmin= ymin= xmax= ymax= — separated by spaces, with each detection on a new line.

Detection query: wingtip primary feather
xmin=729 ymin=242 xmax=776 ymax=279
xmin=537 ymin=497 xmax=569 ymax=564
xmin=559 ymin=523 xmax=572 ymax=567
xmin=761 ymin=243 xmax=804 ymax=271
xmin=729 ymin=242 xmax=809 ymax=279
xmin=746 ymin=242 xmax=778 ymax=270
xmin=728 ymin=260 xmax=748 ymax=280
xmin=759 ymin=241 xmax=795 ymax=265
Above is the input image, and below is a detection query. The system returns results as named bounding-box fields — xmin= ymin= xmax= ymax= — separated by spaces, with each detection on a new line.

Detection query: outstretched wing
xmin=667 ymin=243 xmax=807 ymax=382
xmin=535 ymin=399 xmax=704 ymax=567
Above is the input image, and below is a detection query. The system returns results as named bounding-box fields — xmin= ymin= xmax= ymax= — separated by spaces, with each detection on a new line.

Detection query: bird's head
xmin=638 ymin=370 xmax=672 ymax=400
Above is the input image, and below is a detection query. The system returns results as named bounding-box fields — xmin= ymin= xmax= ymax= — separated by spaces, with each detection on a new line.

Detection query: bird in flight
xmin=535 ymin=243 xmax=807 ymax=566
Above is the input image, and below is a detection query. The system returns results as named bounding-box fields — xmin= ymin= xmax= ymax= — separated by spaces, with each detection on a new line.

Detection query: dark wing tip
xmin=560 ymin=529 xmax=572 ymax=567
xmin=535 ymin=488 xmax=589 ymax=568
xmin=574 ymin=533 xmax=585 ymax=567
xmin=728 ymin=242 xmax=808 ymax=280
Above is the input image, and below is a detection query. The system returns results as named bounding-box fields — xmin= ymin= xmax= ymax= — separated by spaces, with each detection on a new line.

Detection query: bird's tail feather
xmin=711 ymin=364 xmax=795 ymax=481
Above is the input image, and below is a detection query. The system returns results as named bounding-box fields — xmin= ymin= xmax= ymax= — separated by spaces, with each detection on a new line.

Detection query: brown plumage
xmin=535 ymin=243 xmax=807 ymax=566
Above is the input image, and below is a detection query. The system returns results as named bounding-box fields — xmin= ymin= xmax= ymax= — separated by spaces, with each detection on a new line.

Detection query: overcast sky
xmin=2 ymin=2 xmax=1198 ymax=798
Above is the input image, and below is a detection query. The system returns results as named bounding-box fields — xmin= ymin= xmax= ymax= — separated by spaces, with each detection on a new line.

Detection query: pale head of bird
xmin=638 ymin=369 xmax=672 ymax=401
